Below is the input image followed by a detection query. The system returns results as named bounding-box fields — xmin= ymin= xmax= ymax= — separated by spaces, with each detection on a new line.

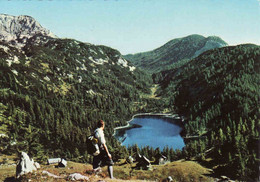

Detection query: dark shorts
xmin=93 ymin=150 xmax=114 ymax=169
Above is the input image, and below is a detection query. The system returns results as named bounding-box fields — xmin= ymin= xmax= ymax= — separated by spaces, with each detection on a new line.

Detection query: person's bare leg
xmin=108 ymin=165 xmax=113 ymax=179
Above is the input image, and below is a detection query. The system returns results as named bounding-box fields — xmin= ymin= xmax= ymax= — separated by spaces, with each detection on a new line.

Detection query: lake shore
xmin=113 ymin=113 xmax=184 ymax=142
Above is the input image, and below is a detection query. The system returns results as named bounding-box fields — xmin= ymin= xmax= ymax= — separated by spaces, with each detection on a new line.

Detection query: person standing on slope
xmin=92 ymin=120 xmax=114 ymax=179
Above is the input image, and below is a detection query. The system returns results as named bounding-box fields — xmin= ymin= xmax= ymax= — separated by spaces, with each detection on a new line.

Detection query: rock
xmin=68 ymin=173 xmax=89 ymax=181
xmin=16 ymin=152 xmax=37 ymax=178
xmin=42 ymin=170 xmax=62 ymax=179
xmin=167 ymin=176 xmax=173 ymax=181
xmin=155 ymin=153 xmax=168 ymax=165
xmin=58 ymin=159 xmax=67 ymax=167
xmin=0 ymin=14 xmax=57 ymax=48
xmin=34 ymin=162 xmax=41 ymax=169
xmin=47 ymin=158 xmax=61 ymax=165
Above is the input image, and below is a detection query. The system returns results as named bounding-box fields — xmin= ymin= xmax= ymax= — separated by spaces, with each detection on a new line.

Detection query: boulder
xmin=42 ymin=170 xmax=62 ymax=179
xmin=155 ymin=153 xmax=168 ymax=165
xmin=167 ymin=176 xmax=173 ymax=181
xmin=58 ymin=159 xmax=67 ymax=167
xmin=68 ymin=173 xmax=89 ymax=181
xmin=34 ymin=162 xmax=41 ymax=169
xmin=16 ymin=152 xmax=37 ymax=178
xmin=47 ymin=158 xmax=61 ymax=165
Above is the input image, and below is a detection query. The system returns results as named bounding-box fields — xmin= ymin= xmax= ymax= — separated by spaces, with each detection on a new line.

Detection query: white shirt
xmin=94 ymin=128 xmax=106 ymax=145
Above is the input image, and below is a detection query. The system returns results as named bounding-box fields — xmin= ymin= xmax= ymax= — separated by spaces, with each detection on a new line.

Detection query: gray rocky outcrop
xmin=0 ymin=14 xmax=57 ymax=48
xmin=16 ymin=152 xmax=37 ymax=178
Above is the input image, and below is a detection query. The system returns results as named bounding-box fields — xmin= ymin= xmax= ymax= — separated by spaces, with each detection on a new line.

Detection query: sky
xmin=1 ymin=0 xmax=259 ymax=54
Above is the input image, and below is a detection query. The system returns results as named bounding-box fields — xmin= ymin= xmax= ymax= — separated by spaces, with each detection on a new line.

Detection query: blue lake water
xmin=114 ymin=115 xmax=185 ymax=150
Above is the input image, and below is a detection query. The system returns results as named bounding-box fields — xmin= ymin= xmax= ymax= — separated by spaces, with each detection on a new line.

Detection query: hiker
xmin=92 ymin=120 xmax=114 ymax=179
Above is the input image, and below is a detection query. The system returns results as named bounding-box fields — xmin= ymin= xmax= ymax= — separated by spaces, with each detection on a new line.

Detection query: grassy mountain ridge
xmin=154 ymin=44 xmax=260 ymax=180
xmin=0 ymin=34 xmax=153 ymax=162
xmin=124 ymin=34 xmax=227 ymax=73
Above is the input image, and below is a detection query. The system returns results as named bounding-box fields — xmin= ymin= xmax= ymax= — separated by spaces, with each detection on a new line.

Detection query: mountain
xmin=1 ymin=13 xmax=259 ymax=181
xmin=0 ymin=14 xmax=56 ymax=48
xmin=155 ymin=44 xmax=260 ymax=180
xmin=124 ymin=34 xmax=228 ymax=73
xmin=0 ymin=14 xmax=152 ymax=161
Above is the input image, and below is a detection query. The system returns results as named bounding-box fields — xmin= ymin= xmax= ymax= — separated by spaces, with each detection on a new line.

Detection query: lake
xmin=114 ymin=114 xmax=185 ymax=150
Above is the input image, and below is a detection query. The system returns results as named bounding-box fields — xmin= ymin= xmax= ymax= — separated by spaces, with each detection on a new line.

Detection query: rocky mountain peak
xmin=0 ymin=14 xmax=57 ymax=47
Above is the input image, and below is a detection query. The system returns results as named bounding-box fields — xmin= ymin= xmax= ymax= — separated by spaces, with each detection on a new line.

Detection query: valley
xmin=0 ymin=14 xmax=259 ymax=181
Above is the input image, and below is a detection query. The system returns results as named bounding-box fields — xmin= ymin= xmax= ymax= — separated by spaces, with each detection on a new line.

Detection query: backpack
xmin=86 ymin=132 xmax=100 ymax=156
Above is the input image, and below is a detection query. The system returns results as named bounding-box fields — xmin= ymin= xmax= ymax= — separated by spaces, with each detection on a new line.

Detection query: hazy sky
xmin=1 ymin=0 xmax=259 ymax=54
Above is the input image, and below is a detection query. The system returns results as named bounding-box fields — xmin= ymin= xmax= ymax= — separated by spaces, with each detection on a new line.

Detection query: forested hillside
xmin=154 ymin=44 xmax=260 ymax=180
xmin=0 ymin=34 xmax=153 ymax=162
xmin=1 ymin=13 xmax=259 ymax=182
xmin=124 ymin=34 xmax=227 ymax=73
